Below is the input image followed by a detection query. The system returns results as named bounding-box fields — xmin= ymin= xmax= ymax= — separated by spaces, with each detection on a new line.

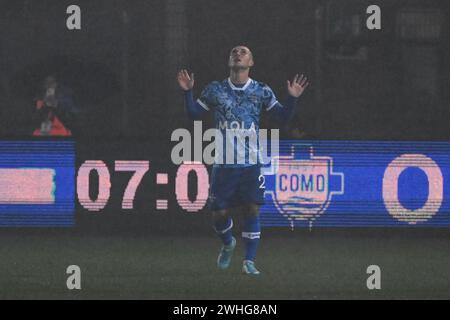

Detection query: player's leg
xmin=238 ymin=165 xmax=264 ymax=275
xmin=212 ymin=209 xmax=237 ymax=270
xmin=209 ymin=167 xmax=239 ymax=269
xmin=212 ymin=209 xmax=234 ymax=246
xmin=241 ymin=204 xmax=261 ymax=275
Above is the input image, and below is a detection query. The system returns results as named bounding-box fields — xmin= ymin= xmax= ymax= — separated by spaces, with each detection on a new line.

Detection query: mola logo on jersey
xmin=263 ymin=144 xmax=344 ymax=225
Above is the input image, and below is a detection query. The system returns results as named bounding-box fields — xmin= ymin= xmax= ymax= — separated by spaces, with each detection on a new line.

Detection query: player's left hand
xmin=287 ymin=74 xmax=309 ymax=98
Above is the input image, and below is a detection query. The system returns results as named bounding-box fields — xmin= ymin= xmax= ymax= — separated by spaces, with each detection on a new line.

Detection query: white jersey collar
xmin=227 ymin=77 xmax=252 ymax=91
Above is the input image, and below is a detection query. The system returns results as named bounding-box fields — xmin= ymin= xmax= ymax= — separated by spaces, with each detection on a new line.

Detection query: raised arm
xmin=177 ymin=69 xmax=208 ymax=120
xmin=268 ymin=74 xmax=309 ymax=125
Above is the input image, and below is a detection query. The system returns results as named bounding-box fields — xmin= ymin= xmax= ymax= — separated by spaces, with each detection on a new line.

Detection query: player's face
xmin=228 ymin=46 xmax=254 ymax=69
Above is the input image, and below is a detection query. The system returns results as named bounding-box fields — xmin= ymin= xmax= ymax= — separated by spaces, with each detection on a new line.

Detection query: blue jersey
xmin=196 ymin=78 xmax=279 ymax=167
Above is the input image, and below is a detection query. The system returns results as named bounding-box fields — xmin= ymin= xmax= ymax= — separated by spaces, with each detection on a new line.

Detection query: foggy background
xmin=0 ymin=0 xmax=449 ymax=141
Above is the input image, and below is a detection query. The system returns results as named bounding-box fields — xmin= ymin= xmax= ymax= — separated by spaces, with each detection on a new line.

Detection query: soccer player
xmin=177 ymin=45 xmax=308 ymax=275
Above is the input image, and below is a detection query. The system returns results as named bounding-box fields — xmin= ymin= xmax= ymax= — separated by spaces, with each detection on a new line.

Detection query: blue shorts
xmin=208 ymin=165 xmax=265 ymax=211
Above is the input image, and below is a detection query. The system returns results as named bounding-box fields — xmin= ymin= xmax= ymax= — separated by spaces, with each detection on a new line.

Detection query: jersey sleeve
xmin=196 ymin=82 xmax=217 ymax=111
xmin=261 ymin=85 xmax=279 ymax=111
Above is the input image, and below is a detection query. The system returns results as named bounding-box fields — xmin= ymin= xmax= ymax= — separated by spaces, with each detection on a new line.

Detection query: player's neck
xmin=229 ymin=69 xmax=250 ymax=85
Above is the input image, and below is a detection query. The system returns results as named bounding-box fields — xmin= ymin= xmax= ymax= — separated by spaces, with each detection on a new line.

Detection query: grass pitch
xmin=1 ymin=229 xmax=450 ymax=299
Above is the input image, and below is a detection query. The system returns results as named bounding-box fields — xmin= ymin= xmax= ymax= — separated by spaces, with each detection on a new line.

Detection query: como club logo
xmin=264 ymin=144 xmax=344 ymax=226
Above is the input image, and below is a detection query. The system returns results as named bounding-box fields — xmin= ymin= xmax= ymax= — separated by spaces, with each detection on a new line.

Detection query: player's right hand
xmin=177 ymin=69 xmax=194 ymax=91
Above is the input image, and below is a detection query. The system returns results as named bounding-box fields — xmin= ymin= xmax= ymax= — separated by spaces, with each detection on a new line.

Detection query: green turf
xmin=0 ymin=230 xmax=450 ymax=299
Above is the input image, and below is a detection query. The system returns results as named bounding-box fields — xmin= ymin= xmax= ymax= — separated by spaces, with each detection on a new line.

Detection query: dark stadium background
xmin=0 ymin=0 xmax=450 ymax=299
xmin=1 ymin=0 xmax=449 ymax=139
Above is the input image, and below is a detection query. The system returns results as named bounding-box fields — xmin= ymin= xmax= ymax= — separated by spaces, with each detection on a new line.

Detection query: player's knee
xmin=212 ymin=209 xmax=229 ymax=221
xmin=245 ymin=205 xmax=260 ymax=218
